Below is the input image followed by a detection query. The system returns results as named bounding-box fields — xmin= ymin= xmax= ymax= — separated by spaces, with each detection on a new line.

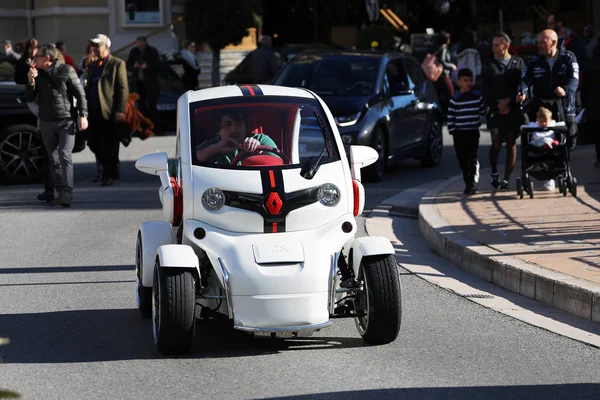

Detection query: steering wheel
xmin=230 ymin=145 xmax=290 ymax=166
xmin=346 ymin=81 xmax=374 ymax=95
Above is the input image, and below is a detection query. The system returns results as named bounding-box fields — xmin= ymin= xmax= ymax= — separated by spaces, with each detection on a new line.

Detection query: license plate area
xmin=252 ymin=243 xmax=304 ymax=264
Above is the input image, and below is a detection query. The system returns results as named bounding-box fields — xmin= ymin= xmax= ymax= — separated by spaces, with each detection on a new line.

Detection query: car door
xmin=403 ymin=58 xmax=435 ymax=146
xmin=384 ymin=58 xmax=420 ymax=155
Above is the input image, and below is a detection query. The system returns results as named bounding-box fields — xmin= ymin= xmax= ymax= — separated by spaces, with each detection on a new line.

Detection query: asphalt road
xmin=1 ymin=130 xmax=599 ymax=400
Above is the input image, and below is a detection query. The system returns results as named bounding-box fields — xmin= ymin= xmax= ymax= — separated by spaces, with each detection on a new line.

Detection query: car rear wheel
xmin=364 ymin=128 xmax=386 ymax=182
xmin=420 ymin=119 xmax=443 ymax=167
xmin=0 ymin=124 xmax=45 ymax=184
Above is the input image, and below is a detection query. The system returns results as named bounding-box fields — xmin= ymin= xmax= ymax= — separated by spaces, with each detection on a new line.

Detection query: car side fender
xmin=156 ymin=244 xmax=199 ymax=273
xmin=347 ymin=236 xmax=395 ymax=277
xmin=139 ymin=221 xmax=174 ymax=287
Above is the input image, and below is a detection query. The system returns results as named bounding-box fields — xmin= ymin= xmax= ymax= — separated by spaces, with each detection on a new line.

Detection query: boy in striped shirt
xmin=448 ymin=68 xmax=489 ymax=195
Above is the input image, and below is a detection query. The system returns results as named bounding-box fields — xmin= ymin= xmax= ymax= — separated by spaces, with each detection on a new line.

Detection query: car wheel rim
xmin=0 ymin=130 xmax=44 ymax=180
xmin=429 ymin=121 xmax=442 ymax=162
xmin=135 ymin=236 xmax=142 ymax=308
xmin=152 ymin=268 xmax=160 ymax=343
xmin=354 ymin=268 xmax=370 ymax=335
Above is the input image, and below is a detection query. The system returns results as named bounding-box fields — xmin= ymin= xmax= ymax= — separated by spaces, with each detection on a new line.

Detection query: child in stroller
xmin=521 ymin=107 xmax=564 ymax=150
xmin=516 ymin=99 xmax=577 ymax=198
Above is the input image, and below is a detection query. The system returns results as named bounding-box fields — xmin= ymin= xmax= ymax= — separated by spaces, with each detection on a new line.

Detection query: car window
xmin=403 ymin=59 xmax=426 ymax=93
xmin=189 ymin=96 xmax=340 ymax=169
xmin=385 ymin=59 xmax=410 ymax=94
xmin=273 ymin=55 xmax=380 ymax=97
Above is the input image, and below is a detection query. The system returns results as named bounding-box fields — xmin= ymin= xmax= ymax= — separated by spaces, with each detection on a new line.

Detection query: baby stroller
xmin=516 ymin=98 xmax=577 ymax=199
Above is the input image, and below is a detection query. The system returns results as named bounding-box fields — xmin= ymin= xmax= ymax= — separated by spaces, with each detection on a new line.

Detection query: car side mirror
xmin=349 ymin=145 xmax=379 ymax=181
xmin=135 ymin=152 xmax=169 ymax=175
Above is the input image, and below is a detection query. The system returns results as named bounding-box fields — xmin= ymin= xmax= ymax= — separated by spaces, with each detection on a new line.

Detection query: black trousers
xmin=87 ymin=112 xmax=122 ymax=180
xmin=586 ymin=119 xmax=600 ymax=160
xmin=136 ymin=81 xmax=159 ymax=127
xmin=453 ymin=130 xmax=480 ymax=186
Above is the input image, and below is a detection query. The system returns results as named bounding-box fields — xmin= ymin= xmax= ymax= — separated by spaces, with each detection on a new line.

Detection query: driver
xmin=196 ymin=110 xmax=278 ymax=165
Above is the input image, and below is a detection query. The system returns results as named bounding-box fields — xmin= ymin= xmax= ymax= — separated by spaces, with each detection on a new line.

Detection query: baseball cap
xmin=90 ymin=34 xmax=111 ymax=48
xmin=2 ymin=40 xmax=11 ymax=46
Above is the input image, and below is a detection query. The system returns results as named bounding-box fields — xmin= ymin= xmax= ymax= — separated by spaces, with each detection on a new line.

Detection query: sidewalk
xmin=418 ymin=145 xmax=600 ymax=323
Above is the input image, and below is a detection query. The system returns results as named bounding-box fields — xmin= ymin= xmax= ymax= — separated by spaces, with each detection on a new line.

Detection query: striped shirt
xmin=447 ymin=91 xmax=488 ymax=134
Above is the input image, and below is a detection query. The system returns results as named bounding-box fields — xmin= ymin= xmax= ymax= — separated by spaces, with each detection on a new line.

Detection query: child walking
xmin=447 ymin=68 xmax=489 ymax=195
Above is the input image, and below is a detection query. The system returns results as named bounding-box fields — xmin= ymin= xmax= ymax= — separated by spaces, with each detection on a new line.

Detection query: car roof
xmin=186 ymin=84 xmax=317 ymax=103
xmin=287 ymin=50 xmax=409 ymax=61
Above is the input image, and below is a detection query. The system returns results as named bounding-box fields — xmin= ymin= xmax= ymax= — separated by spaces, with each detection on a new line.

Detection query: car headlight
xmin=335 ymin=112 xmax=362 ymax=127
xmin=317 ymin=183 xmax=340 ymax=207
xmin=202 ymin=187 xmax=225 ymax=211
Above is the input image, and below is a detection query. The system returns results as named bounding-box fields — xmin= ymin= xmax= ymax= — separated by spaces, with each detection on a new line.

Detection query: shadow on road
xmin=0 ymin=309 xmax=366 ymax=363
xmin=262 ymin=384 xmax=600 ymax=400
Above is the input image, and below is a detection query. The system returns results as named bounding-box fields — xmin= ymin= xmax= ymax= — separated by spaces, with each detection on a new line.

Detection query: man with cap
xmin=86 ymin=34 xmax=129 ymax=186
xmin=126 ymin=36 xmax=160 ymax=130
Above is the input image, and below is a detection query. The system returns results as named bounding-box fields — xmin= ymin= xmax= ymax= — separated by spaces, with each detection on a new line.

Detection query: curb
xmin=418 ymin=176 xmax=600 ymax=324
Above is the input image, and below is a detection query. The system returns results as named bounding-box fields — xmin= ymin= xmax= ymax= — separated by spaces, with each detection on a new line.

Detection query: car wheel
xmin=364 ymin=128 xmax=386 ymax=182
xmin=136 ymin=233 xmax=152 ymax=318
xmin=0 ymin=124 xmax=46 ymax=184
xmin=420 ymin=119 xmax=443 ymax=167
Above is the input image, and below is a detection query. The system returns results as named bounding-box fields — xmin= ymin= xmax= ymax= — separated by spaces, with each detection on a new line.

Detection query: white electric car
xmin=135 ymin=84 xmax=402 ymax=355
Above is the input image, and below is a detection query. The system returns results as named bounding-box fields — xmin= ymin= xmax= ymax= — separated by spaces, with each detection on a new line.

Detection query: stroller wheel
xmin=528 ymin=179 xmax=534 ymax=199
xmin=560 ymin=178 xmax=568 ymax=197
xmin=516 ymin=177 xmax=523 ymax=199
xmin=570 ymin=177 xmax=578 ymax=197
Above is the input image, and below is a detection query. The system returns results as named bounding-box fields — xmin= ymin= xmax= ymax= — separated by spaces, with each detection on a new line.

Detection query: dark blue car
xmin=272 ymin=51 xmax=443 ymax=182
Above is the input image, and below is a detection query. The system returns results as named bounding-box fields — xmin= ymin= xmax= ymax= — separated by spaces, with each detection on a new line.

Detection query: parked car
xmin=0 ymin=84 xmax=46 ymax=184
xmin=271 ymin=51 xmax=444 ymax=181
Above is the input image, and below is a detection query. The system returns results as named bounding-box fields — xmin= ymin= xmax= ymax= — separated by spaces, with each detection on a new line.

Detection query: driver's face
xmin=219 ymin=115 xmax=246 ymax=141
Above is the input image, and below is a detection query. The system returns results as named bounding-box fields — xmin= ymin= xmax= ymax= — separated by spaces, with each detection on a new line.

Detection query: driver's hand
xmin=241 ymin=137 xmax=260 ymax=152
xmin=217 ymin=138 xmax=240 ymax=153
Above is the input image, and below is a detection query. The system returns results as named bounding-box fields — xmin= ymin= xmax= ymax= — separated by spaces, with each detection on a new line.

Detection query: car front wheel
xmin=363 ymin=127 xmax=386 ymax=182
xmin=420 ymin=119 xmax=443 ymax=167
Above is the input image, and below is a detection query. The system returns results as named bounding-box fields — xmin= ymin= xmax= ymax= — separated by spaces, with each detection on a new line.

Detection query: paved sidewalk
xmin=418 ymin=145 xmax=600 ymax=323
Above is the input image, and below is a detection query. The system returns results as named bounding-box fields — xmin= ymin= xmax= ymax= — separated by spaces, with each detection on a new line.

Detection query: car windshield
xmin=272 ymin=54 xmax=380 ymax=97
xmin=190 ymin=96 xmax=340 ymax=169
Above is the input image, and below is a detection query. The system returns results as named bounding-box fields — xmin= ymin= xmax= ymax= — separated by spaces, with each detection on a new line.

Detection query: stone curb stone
xmin=418 ymin=175 xmax=600 ymax=324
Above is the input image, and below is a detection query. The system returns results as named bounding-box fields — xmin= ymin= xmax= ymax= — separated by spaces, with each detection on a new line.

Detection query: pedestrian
xmin=431 ymin=31 xmax=457 ymax=113
xmin=1 ymin=40 xmax=20 ymax=62
xmin=547 ymin=13 xmax=588 ymax=72
xmin=180 ymin=39 xmax=201 ymax=91
xmin=582 ymin=24 xmax=598 ymax=59
xmin=447 ymin=68 xmax=489 ymax=195
xmin=86 ymin=34 xmax=129 ymax=186
xmin=127 ymin=36 xmax=160 ymax=129
xmin=249 ymin=35 xmax=280 ymax=84
xmin=55 ymin=40 xmax=77 ymax=71
xmin=14 ymin=38 xmax=38 ymax=84
xmin=581 ymin=42 xmax=600 ymax=168
xmin=481 ymin=32 xmax=525 ymax=190
xmin=517 ymin=29 xmax=579 ymax=191
xmin=24 ymin=43 xmax=88 ymax=207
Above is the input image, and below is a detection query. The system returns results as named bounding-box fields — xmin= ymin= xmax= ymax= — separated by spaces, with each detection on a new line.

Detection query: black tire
xmin=0 ymin=124 xmax=46 ymax=184
xmin=136 ymin=233 xmax=152 ymax=318
xmin=528 ymin=179 xmax=534 ymax=199
xmin=363 ymin=128 xmax=386 ymax=182
xmin=571 ymin=177 xmax=578 ymax=197
xmin=153 ymin=264 xmax=196 ymax=355
xmin=354 ymin=254 xmax=402 ymax=345
xmin=516 ymin=177 xmax=523 ymax=199
xmin=420 ymin=119 xmax=443 ymax=167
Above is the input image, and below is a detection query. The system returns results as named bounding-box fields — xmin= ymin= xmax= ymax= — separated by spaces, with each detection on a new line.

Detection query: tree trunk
xmin=211 ymin=47 xmax=221 ymax=87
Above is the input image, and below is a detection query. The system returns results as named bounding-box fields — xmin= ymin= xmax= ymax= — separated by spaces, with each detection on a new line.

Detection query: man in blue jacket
xmin=517 ymin=29 xmax=579 ymax=190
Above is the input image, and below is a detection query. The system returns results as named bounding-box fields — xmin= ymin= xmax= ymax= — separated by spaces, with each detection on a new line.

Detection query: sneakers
xmin=499 ymin=180 xmax=509 ymax=190
xmin=491 ymin=173 xmax=500 ymax=189
xmin=463 ymin=184 xmax=478 ymax=195
xmin=37 ymin=191 xmax=54 ymax=202
xmin=50 ymin=192 xmax=72 ymax=208
xmin=541 ymin=179 xmax=556 ymax=191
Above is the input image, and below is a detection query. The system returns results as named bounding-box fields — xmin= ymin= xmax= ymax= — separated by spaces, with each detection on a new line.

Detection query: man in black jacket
xmin=25 ymin=43 xmax=88 ymax=207
xmin=481 ymin=32 xmax=525 ymax=190
xmin=127 ymin=36 xmax=160 ymax=128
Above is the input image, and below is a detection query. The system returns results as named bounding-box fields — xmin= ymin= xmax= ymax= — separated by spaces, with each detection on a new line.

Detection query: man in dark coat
xmin=249 ymin=35 xmax=280 ymax=84
xmin=481 ymin=32 xmax=525 ymax=190
xmin=127 ymin=36 xmax=160 ymax=128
